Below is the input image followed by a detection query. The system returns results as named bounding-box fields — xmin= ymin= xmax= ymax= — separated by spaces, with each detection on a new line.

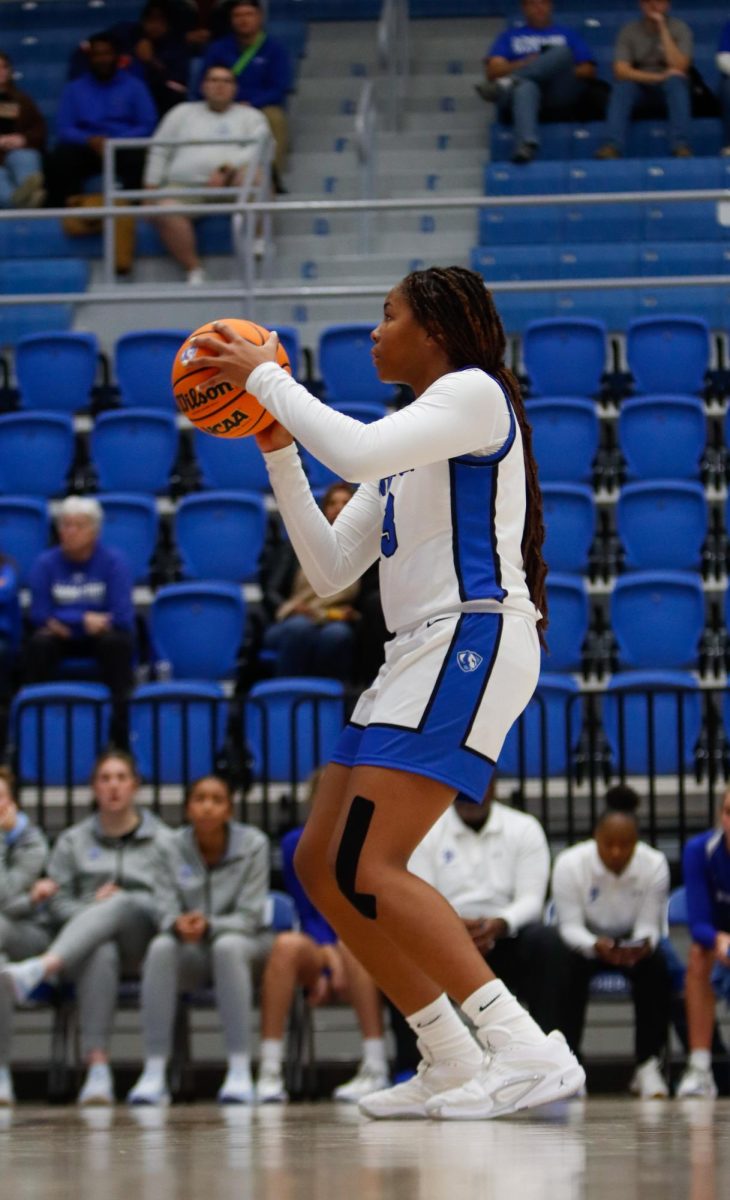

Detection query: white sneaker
xmin=333 ymin=1063 xmax=389 ymax=1103
xmin=629 ymin=1057 xmax=669 ymax=1099
xmin=0 ymin=1067 xmax=15 ymax=1106
xmin=676 ymin=1065 xmax=718 ymax=1099
xmin=127 ymin=1067 xmax=170 ymax=1107
xmin=425 ymin=1031 xmax=586 ymax=1120
xmin=217 ymin=1066 xmax=255 ymax=1105
xmin=256 ymin=1068 xmax=288 ymax=1104
xmin=186 ymin=266 xmax=207 ymax=286
xmin=0 ymin=957 xmax=46 ymax=1004
xmin=358 ymin=1041 xmax=480 ymax=1120
xmin=78 ymin=1063 xmax=114 ymax=1106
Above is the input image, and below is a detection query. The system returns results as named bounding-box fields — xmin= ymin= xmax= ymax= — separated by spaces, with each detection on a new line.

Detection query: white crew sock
xmin=406 ymin=994 xmax=482 ymax=1065
xmin=689 ymin=1049 xmax=712 ymax=1072
xmin=361 ymin=1037 xmax=387 ymax=1073
xmin=259 ymin=1039 xmax=284 ymax=1072
xmin=140 ymin=1056 xmax=166 ymax=1084
xmin=226 ymin=1054 xmax=252 ymax=1079
xmin=461 ymin=979 xmax=546 ymax=1047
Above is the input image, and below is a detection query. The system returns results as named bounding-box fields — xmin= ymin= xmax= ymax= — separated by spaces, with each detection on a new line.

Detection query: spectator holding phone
xmin=676 ymin=787 xmax=730 ymax=1098
xmin=551 ymin=785 xmax=671 ymax=1098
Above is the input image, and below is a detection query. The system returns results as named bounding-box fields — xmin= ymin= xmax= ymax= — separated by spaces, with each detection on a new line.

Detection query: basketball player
xmin=191 ymin=266 xmax=585 ymax=1119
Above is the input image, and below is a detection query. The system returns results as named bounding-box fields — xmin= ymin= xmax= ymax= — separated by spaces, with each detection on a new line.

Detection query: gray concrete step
xmin=291 ymin=127 xmax=488 ymax=154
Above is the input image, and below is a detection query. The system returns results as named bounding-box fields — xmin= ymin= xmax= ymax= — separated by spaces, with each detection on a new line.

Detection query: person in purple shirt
xmin=25 ymin=496 xmax=135 ymax=746
xmin=45 ymin=31 xmax=157 ymax=208
xmin=677 ymin=789 xmax=730 ymax=1098
xmin=199 ymin=0 xmax=292 ymax=189
xmin=717 ymin=18 xmax=730 ymax=155
xmin=481 ymin=0 xmax=596 ymax=163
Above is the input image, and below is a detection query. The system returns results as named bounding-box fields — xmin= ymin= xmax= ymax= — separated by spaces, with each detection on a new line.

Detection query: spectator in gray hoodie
xmin=0 ymin=766 xmax=52 ymax=1105
xmin=0 ymin=751 xmax=172 ymax=1105
xmin=127 ymin=773 xmax=273 ymax=1106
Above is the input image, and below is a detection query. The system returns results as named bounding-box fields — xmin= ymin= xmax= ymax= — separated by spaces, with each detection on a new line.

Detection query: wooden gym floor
xmin=0 ymin=1098 xmax=727 ymax=1200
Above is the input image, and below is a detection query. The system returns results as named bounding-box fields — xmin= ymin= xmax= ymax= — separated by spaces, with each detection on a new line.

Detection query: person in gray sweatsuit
xmin=127 ymin=773 xmax=274 ymax=1106
xmin=0 ymin=750 xmax=173 ymax=1105
xmin=0 ymin=766 xmax=53 ymax=1104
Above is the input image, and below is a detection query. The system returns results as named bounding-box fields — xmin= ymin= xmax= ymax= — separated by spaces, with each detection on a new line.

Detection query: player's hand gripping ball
xmin=171 ymin=318 xmax=290 ymax=438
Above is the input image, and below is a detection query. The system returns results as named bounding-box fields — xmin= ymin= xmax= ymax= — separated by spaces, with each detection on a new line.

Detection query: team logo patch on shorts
xmin=457 ymin=649 xmax=483 ymax=673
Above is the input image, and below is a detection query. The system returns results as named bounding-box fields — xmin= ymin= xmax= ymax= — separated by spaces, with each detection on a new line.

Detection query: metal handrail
xmin=377 ymin=0 xmax=409 ymax=132
xmin=354 ymin=80 xmax=377 ymax=252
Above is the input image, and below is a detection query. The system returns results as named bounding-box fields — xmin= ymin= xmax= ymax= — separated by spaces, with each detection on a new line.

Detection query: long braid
xmin=400 ymin=266 xmax=549 ymax=646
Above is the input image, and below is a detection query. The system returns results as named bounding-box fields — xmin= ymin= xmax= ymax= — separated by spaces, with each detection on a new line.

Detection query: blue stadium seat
xmin=543 ymin=573 xmax=589 ymax=673
xmin=627 ymin=315 xmax=711 ymax=395
xmin=10 ymin=682 xmax=111 ymax=786
xmin=557 ymin=242 xmax=642 ymax=280
xmin=484 ymin=162 xmax=568 ymax=195
xmin=0 ymin=412 xmax=75 ymax=497
xmin=244 ymin=677 xmax=345 ymax=785
xmin=115 ymin=329 xmax=190 ymax=409
xmin=618 ymin=395 xmax=706 ymax=480
xmin=616 ymin=481 xmax=707 ymax=572
xmin=643 ymin=158 xmax=723 ymax=191
xmin=639 ymin=242 xmax=723 ymax=278
xmin=610 ymin=570 xmax=705 ymax=670
xmin=563 ymin=201 xmax=644 ymax=244
xmin=523 ymin=318 xmax=607 ymax=397
xmin=643 ymin=201 xmax=724 ymax=243
xmin=603 ymin=671 xmax=701 ymax=775
xmin=636 ymin=287 xmax=722 ymax=330
xmin=0 ymin=304 xmax=75 ymax=346
xmin=553 ymin=288 xmax=638 ymax=331
xmin=193 ymin=428 xmax=271 ymax=493
xmin=318 ymin=324 xmax=398 ymax=406
xmin=492 ymin=291 xmax=555 ymax=334
xmin=130 ymin=681 xmax=227 ymax=784
xmin=479 ymin=203 xmax=562 ymax=247
xmin=567 ymin=160 xmax=644 ymax=193
xmin=525 ymin=398 xmax=599 ymax=483
xmin=175 ymin=491 xmax=267 ymax=583
xmin=15 ymin=331 xmax=98 ymax=413
xmin=0 ymin=258 xmax=88 ymax=295
xmin=0 ymin=496 xmax=49 ymax=584
xmin=499 ymin=672 xmax=582 ymax=779
xmin=274 ymin=325 xmax=302 ymax=381
xmin=668 ymin=886 xmax=688 ymax=926
xmin=541 ymin=483 xmax=596 ymax=574
xmin=98 ymin=493 xmax=159 ymax=584
xmin=90 ymin=409 xmax=179 ymax=493
xmin=150 ymin=582 xmax=245 ymax=680
xmin=471 ymin=244 xmax=559 ymax=282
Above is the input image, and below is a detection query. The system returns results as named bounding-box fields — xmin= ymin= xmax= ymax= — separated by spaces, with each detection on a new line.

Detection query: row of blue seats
xmin=492 ymin=286 xmax=730 ymax=337
xmin=473 ymin=242 xmax=730 ymax=283
xmin=0 ymin=215 xmax=237 ymax=262
xmin=490 ymin=120 xmax=726 ymax=161
xmin=478 ymin=199 xmax=730 ymax=246
xmin=486 ymin=156 xmax=730 ymax=195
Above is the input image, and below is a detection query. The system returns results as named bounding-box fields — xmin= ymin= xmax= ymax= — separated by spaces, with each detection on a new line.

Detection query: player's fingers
xmin=211 ymin=320 xmax=239 ymax=343
xmin=264 ymin=330 xmax=279 ymax=350
xmin=188 ymin=356 xmax=225 ymax=374
xmin=189 ymin=334 xmax=223 ymax=354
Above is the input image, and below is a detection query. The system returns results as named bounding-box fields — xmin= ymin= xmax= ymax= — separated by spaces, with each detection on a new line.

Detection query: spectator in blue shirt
xmin=677 ymin=789 xmax=730 ymax=1098
xmin=45 ymin=32 xmax=157 ymax=208
xmin=481 ymin=0 xmax=596 ymax=163
xmin=716 ymin=19 xmax=730 ymax=155
xmin=199 ymin=0 xmax=292 ymax=189
xmin=25 ymin=496 xmax=135 ymax=747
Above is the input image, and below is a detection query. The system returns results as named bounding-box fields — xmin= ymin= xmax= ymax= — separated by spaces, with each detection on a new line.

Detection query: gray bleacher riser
xmin=285 ymin=146 xmax=482 ymax=173
xmin=294 ymin=74 xmax=484 ymax=105
xmin=291 ymin=108 xmax=487 ymax=134
xmin=284 ymin=170 xmax=484 ymax=197
xmin=290 ymin=91 xmax=485 ymax=117
xmin=293 ymin=127 xmax=487 ymax=153
xmin=267 ymin=250 xmax=471 ymax=285
xmin=270 ymin=208 xmax=473 ymax=236
xmin=270 ymin=227 xmax=473 ymax=257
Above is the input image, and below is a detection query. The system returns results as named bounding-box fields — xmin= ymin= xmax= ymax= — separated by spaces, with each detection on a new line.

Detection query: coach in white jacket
xmin=552 ymin=784 xmax=671 ymax=1098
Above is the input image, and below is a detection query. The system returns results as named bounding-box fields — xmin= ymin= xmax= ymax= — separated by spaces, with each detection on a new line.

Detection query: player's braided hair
xmin=400 ymin=265 xmax=548 ymax=645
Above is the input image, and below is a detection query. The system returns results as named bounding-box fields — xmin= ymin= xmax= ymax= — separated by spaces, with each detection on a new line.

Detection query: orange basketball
xmin=171 ymin=318 xmax=290 ymax=438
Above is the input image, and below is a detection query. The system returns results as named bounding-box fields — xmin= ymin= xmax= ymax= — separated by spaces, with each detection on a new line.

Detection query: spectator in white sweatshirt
xmin=143 ymin=61 xmax=271 ymax=284
xmin=551 ymin=784 xmax=672 ymax=1099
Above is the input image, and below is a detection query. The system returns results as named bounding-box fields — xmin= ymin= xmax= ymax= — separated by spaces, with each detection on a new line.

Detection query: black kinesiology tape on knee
xmin=335 ymin=794 xmax=377 ymax=920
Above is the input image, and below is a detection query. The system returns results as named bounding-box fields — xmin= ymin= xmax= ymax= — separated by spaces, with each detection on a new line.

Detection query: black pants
xmin=25 ymin=629 xmax=134 ymax=746
xmin=387 ymin=923 xmax=575 ymax=1075
xmin=562 ymin=947 xmax=671 ymax=1064
xmin=45 ymin=142 xmax=147 ymax=208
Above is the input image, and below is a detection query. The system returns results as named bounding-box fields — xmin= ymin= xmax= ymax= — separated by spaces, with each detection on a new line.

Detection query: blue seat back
xmin=0 ymin=412 xmax=75 ymax=497
xmin=98 ymin=493 xmax=159 ymax=584
xmin=618 ymin=395 xmax=706 ymax=480
xmin=175 ymin=491 xmax=267 ymax=583
xmin=526 ymin=398 xmax=599 ymax=483
xmin=194 ymin=428 xmax=271 ymax=493
xmin=151 ymin=582 xmax=245 ymax=680
xmin=90 ymin=409 xmax=178 ymax=493
xmin=115 ymin=329 xmax=190 ymax=409
xmin=11 ymin=683 xmax=111 ymax=785
xmin=603 ymin=671 xmax=701 ymax=774
xmin=668 ymin=886 xmax=688 ymax=926
xmin=0 ymin=496 xmax=49 ymax=584
xmin=244 ymin=677 xmax=345 ymax=784
xmin=265 ymin=889 xmax=298 ymax=932
xmin=617 ymin=481 xmax=707 ymax=571
xmin=318 ymin=324 xmax=398 ymax=406
xmin=273 ymin=325 xmax=301 ymax=380
xmin=15 ymin=332 xmax=98 ymax=413
xmin=541 ymin=483 xmax=595 ymax=574
xmin=542 ymin=573 xmax=589 ymax=672
xmin=130 ymin=681 xmax=226 ymax=784
xmin=610 ymin=571 xmax=705 ymax=670
xmin=626 ymin=316 xmax=710 ymax=395
xmin=523 ymin=318 xmax=607 ymax=397
xmin=499 ymin=673 xmax=582 ymax=778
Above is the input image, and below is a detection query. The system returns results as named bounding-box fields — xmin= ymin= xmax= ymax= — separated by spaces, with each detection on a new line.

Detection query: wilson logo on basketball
xmin=457 ymin=650 xmax=483 ymax=673
xmin=176 ymin=380 xmax=234 ymax=412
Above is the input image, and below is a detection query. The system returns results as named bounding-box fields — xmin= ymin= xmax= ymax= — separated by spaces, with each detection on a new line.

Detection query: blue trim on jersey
xmin=453 ymin=399 xmax=516 ymax=468
xmin=449 ymin=459 xmax=507 ymax=602
xmin=331 ymin=613 xmax=504 ymax=803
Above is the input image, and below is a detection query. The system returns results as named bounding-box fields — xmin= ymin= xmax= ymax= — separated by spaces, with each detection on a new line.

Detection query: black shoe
xmin=511 ymin=142 xmax=537 ymax=165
